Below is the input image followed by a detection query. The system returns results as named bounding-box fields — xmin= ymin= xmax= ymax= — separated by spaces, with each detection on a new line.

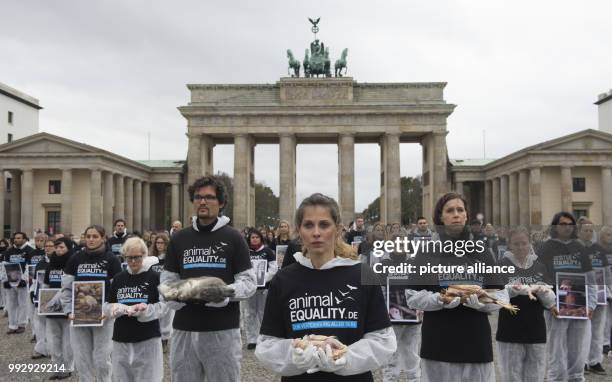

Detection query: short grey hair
xmin=121 ymin=237 xmax=148 ymax=257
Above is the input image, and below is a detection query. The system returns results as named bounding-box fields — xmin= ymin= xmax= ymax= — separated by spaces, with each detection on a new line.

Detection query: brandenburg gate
xmin=179 ymin=77 xmax=453 ymax=229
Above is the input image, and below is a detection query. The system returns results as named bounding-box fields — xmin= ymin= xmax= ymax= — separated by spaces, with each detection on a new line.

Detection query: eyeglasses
xmin=125 ymin=255 xmax=143 ymax=262
xmin=155 ymin=241 xmax=165 ymax=245
xmin=194 ymin=194 xmax=218 ymax=202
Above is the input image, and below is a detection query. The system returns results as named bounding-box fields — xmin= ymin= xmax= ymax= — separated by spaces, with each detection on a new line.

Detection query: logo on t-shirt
xmin=111 ymin=244 xmax=122 ymax=255
xmin=438 ymin=272 xmax=484 ymax=287
xmin=288 ymin=284 xmax=360 ymax=331
xmin=116 ymin=283 xmax=149 ymax=304
xmin=9 ymin=254 xmax=26 ymax=264
xmin=49 ymin=269 xmax=63 ymax=284
xmin=589 ymin=253 xmax=604 ymax=267
xmin=30 ymin=255 xmax=44 ymax=266
xmin=553 ymin=254 xmax=581 ymax=270
xmin=182 ymin=242 xmax=229 ymax=269
xmin=77 ymin=261 xmax=108 ymax=278
xmin=150 ymin=264 xmax=164 ymax=273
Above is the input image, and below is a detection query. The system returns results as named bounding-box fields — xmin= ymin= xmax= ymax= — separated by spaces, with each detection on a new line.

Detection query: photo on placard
xmin=25 ymin=264 xmax=36 ymax=287
xmin=3 ymin=263 xmax=23 ymax=285
xmin=594 ymin=268 xmax=607 ymax=305
xmin=38 ymin=288 xmax=64 ymax=315
xmin=34 ymin=270 xmax=45 ymax=303
xmin=556 ymin=272 xmax=588 ymax=319
xmin=0 ymin=264 xmax=6 ymax=281
xmin=252 ymin=259 xmax=267 ymax=287
xmin=386 ymin=278 xmax=419 ymax=323
xmin=71 ymin=281 xmax=105 ymax=327
xmin=275 ymin=245 xmax=288 ymax=269
xmin=121 ymin=262 xmax=128 ymax=272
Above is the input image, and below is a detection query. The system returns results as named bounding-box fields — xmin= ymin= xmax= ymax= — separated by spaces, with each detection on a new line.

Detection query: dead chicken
xmin=439 ymin=284 xmax=520 ymax=314
xmin=158 ymin=276 xmax=235 ymax=303
xmin=292 ymin=334 xmax=348 ymax=360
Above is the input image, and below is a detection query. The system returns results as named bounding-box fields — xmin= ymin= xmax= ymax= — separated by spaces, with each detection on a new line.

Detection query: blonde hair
xmin=121 ymin=237 xmax=148 ymax=257
xmin=294 ymin=193 xmax=357 ymax=260
xmin=276 ymin=220 xmax=292 ymax=241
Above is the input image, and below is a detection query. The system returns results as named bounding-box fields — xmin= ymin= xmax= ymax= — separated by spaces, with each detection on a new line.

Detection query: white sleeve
xmin=505 ymin=284 xmax=520 ymax=298
xmin=254 ymin=335 xmax=303 ymax=376
xmin=265 ymin=260 xmax=278 ymax=283
xmin=136 ymin=301 xmax=168 ymax=322
xmin=537 ymin=288 xmax=556 ymax=309
xmin=586 ymin=270 xmax=598 ymax=311
xmin=335 ymin=326 xmax=397 ymax=376
xmin=159 ymin=270 xmax=180 ymax=302
xmin=60 ymin=274 xmax=75 ymax=314
xmin=406 ymin=289 xmax=444 ymax=311
xmin=476 ymin=288 xmax=509 ymax=313
xmin=228 ymin=268 xmax=257 ymax=301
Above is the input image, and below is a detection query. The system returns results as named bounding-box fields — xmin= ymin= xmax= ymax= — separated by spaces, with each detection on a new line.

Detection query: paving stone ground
xmin=0 ymin=309 xmax=610 ymax=381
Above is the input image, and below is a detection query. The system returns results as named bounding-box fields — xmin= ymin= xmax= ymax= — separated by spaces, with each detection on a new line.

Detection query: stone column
xmin=21 ymin=169 xmax=34 ymax=235
xmin=508 ymin=172 xmax=519 ymax=226
xmin=90 ymin=169 xmax=102 ymax=225
xmin=560 ymin=166 xmax=573 ymax=212
xmin=601 ymin=166 xmax=612 ymax=225
xmin=492 ymin=177 xmax=500 ymax=226
xmin=432 ymin=132 xmax=450 ymax=202
xmin=455 ymin=181 xmax=464 ymax=195
xmin=529 ymin=167 xmax=542 ymax=225
xmin=201 ymin=135 xmax=214 ymax=176
xmin=187 ymin=133 xmax=202 ymax=185
xmin=171 ymin=182 xmax=180 ymax=224
xmin=143 ymin=182 xmax=151 ymax=230
xmin=10 ymin=171 xmax=21 ymax=232
xmin=0 ymin=169 xmax=5 ymax=237
xmin=114 ymin=174 xmax=125 ymax=222
xmin=279 ymin=133 xmax=296 ymax=224
xmin=125 ymin=178 xmax=134 ymax=230
xmin=500 ymin=175 xmax=509 ymax=227
xmin=133 ymin=180 xmax=142 ymax=233
xmin=61 ymin=169 xmax=73 ymax=234
xmin=103 ymin=172 xmax=113 ymax=234
xmin=484 ymin=180 xmax=492 ymax=223
xmin=233 ymin=134 xmax=254 ymax=229
xmin=338 ymin=133 xmax=355 ymax=225
xmin=518 ymin=170 xmax=530 ymax=226
xmin=380 ymin=133 xmax=401 ymax=224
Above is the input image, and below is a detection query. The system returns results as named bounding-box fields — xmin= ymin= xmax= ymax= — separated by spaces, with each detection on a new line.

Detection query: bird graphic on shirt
xmin=346 ymin=284 xmax=357 ymax=290
xmin=338 ymin=289 xmax=349 ymax=297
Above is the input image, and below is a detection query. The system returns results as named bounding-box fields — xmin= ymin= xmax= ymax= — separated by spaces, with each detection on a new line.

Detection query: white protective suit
xmin=244 ymin=252 xmax=277 ymax=345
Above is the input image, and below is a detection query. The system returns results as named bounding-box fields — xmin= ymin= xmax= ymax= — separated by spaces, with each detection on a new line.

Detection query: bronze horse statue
xmin=334 ymin=48 xmax=348 ymax=77
xmin=287 ymin=49 xmax=300 ymax=77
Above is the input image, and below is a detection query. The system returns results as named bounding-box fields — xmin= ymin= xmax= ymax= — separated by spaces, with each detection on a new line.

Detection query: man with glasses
xmin=161 ymin=176 xmax=256 ymax=382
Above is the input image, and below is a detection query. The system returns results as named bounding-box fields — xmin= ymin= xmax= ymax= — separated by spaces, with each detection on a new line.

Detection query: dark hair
xmin=188 ymin=176 xmax=227 ymax=206
xmin=12 ymin=231 xmax=29 ymax=241
xmin=83 ymin=225 xmax=106 ymax=239
xmin=549 ymin=211 xmax=577 ymax=239
xmin=247 ymin=229 xmax=264 ymax=244
xmin=0 ymin=239 xmax=9 ymax=249
xmin=416 ymin=216 xmax=427 ymax=223
xmin=433 ymin=192 xmax=470 ymax=228
xmin=114 ymin=219 xmax=126 ymax=226
xmin=470 ymin=219 xmax=482 ymax=226
xmin=54 ymin=237 xmax=75 ymax=251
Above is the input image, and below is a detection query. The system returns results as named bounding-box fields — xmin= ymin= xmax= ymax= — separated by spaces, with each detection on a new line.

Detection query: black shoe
xmin=247 ymin=343 xmax=256 ymax=350
xmin=584 ymin=364 xmax=590 ymax=374
xmin=587 ymin=363 xmax=606 ymax=375
xmin=15 ymin=326 xmax=25 ymax=334
xmin=604 ymin=345 xmax=610 ymax=354
xmin=30 ymin=335 xmax=36 ymax=343
xmin=31 ymin=351 xmax=46 ymax=359
xmin=54 ymin=372 xmax=71 ymax=380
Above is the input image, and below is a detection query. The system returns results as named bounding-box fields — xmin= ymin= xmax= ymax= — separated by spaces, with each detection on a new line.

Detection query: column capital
xmin=432 ymin=130 xmax=449 ymax=137
xmin=279 ymin=132 xmax=295 ymax=138
xmin=186 ymin=132 xmax=201 ymax=139
xmin=338 ymin=132 xmax=355 ymax=137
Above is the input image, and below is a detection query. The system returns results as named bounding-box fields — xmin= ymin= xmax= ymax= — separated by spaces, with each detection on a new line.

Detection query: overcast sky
xmin=2 ymin=0 xmax=611 ymax=210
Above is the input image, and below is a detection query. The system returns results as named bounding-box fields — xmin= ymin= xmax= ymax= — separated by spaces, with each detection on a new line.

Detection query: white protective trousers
xmin=32 ymin=308 xmax=48 ymax=355
xmin=46 ymin=318 xmax=74 ymax=371
xmin=244 ymin=290 xmax=267 ymax=345
xmin=112 ymin=337 xmax=163 ymax=382
xmin=605 ymin=301 xmax=611 ymax=346
xmin=544 ymin=310 xmax=591 ymax=382
xmin=170 ymin=328 xmax=242 ymax=382
xmin=588 ymin=304 xmax=608 ymax=365
xmin=497 ymin=341 xmax=546 ymax=382
xmin=70 ymin=318 xmax=114 ymax=382
xmin=159 ymin=309 xmax=174 ymax=340
xmin=421 ymin=359 xmax=494 ymax=382
xmin=382 ymin=324 xmax=421 ymax=382
xmin=5 ymin=286 xmax=28 ymax=329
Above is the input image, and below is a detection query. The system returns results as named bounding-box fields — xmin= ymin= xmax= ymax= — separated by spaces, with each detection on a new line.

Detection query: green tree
xmin=361 ymin=176 xmax=422 ymax=225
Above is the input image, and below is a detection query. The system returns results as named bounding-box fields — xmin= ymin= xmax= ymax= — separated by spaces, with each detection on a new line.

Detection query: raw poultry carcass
xmin=292 ymin=335 xmax=348 ymax=360
xmin=439 ymin=284 xmax=519 ymax=314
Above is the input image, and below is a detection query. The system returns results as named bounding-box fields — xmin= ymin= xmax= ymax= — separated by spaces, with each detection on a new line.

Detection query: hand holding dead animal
xmin=438 ymin=284 xmax=519 ymax=314
xmin=158 ymin=276 xmax=235 ymax=303
xmin=292 ymin=335 xmax=348 ymax=361
xmin=292 ymin=335 xmax=348 ymax=373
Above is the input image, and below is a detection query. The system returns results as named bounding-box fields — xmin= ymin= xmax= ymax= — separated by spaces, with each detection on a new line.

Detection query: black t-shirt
xmin=107 ymin=233 xmax=128 ymax=257
xmin=64 ymin=249 xmax=122 ymax=303
xmin=3 ymin=245 xmax=34 ymax=271
xmin=29 ymin=248 xmax=46 ymax=267
xmin=250 ymin=246 xmax=276 ymax=289
xmin=536 ymin=239 xmax=592 ymax=289
xmin=164 ymin=222 xmax=252 ymax=332
xmin=109 ymin=269 xmax=161 ymax=343
xmin=411 ymin=232 xmax=503 ymax=363
xmin=593 ymin=244 xmax=612 ymax=277
xmin=150 ymin=256 xmax=165 ymax=274
xmin=260 ymin=262 xmax=391 ymax=382
xmin=345 ymin=230 xmax=366 ymax=245
xmin=496 ymin=257 xmax=548 ymax=344
xmin=281 ymin=240 xmax=302 ymax=268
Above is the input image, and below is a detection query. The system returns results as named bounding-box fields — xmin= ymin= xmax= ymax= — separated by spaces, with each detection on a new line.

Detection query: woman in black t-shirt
xmin=406 ymin=192 xmax=509 ymax=382
xmin=255 ymin=193 xmax=396 ymax=381
xmin=106 ymin=237 xmax=166 ymax=382
xmin=495 ymin=227 xmax=556 ymax=382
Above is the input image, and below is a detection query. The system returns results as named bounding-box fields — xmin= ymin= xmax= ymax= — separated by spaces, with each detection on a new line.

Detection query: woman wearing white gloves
xmin=495 ymin=226 xmax=556 ymax=382
xmin=255 ymin=193 xmax=397 ymax=381
xmin=406 ymin=192 xmax=509 ymax=382
xmin=104 ymin=237 xmax=167 ymax=382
